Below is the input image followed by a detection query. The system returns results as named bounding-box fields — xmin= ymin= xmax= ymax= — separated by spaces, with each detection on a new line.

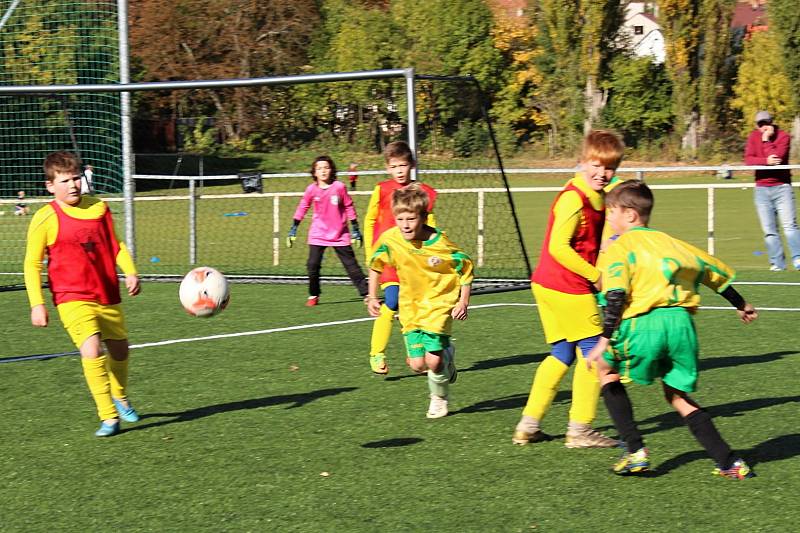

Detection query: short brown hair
xmin=605 ymin=180 xmax=654 ymax=225
xmin=384 ymin=141 xmax=415 ymax=165
xmin=391 ymin=182 xmax=429 ymax=216
xmin=43 ymin=151 xmax=81 ymax=181
xmin=581 ymin=130 xmax=625 ymax=169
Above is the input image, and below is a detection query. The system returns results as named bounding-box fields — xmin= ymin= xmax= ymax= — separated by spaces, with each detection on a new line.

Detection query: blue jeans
xmin=754 ymin=184 xmax=800 ymax=269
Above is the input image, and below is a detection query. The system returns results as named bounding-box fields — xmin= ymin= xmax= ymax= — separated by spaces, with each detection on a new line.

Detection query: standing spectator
xmin=744 ymin=110 xmax=800 ymax=271
xmin=81 ymin=164 xmax=94 ymax=195
xmin=348 ymin=163 xmax=358 ymax=191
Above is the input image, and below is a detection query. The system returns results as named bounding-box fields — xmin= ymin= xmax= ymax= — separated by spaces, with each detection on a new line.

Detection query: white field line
xmin=2 ymin=302 xmax=799 ymax=363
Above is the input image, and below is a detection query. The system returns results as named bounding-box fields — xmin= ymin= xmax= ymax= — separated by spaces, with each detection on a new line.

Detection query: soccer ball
xmin=179 ymin=267 xmax=230 ymax=317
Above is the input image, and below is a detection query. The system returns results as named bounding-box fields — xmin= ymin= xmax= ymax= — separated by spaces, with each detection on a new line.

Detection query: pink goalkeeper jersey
xmin=293 ymin=180 xmax=357 ymax=247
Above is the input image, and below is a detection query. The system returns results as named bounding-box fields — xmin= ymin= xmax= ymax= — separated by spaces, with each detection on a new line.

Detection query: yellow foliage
xmin=731 ymin=30 xmax=794 ymax=134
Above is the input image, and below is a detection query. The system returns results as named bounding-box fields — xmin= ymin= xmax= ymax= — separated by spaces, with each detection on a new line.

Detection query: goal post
xmin=0 ymin=68 xmax=533 ymax=290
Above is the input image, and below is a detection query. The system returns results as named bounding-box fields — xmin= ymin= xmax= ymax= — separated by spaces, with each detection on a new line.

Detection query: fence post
xmin=707 ymin=186 xmax=715 ymax=255
xmin=636 ymin=170 xmax=644 ymax=181
xmin=189 ymin=176 xmax=197 ymax=265
xmin=477 ymin=190 xmax=485 ymax=267
xmin=273 ymin=195 xmax=280 ymax=266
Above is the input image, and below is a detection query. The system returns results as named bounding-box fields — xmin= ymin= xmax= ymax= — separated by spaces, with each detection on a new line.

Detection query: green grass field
xmin=1 ymin=278 xmax=799 ymax=531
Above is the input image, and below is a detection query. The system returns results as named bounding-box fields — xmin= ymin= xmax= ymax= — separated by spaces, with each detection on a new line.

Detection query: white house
xmin=621 ymin=2 xmax=664 ymax=64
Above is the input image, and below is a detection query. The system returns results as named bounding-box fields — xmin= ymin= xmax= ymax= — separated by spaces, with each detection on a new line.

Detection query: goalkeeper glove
xmin=350 ymin=220 xmax=363 ymax=248
xmin=286 ymin=221 xmax=300 ymax=248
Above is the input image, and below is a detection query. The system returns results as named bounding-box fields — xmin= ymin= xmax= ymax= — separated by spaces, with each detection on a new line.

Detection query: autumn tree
xmin=730 ymin=30 xmax=793 ymax=135
xmin=129 ymin=0 xmax=319 ymax=148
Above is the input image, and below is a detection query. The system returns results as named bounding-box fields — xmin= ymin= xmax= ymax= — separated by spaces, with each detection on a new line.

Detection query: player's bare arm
xmin=451 ymin=284 xmax=471 ymax=320
xmin=366 ymin=269 xmax=382 ymax=317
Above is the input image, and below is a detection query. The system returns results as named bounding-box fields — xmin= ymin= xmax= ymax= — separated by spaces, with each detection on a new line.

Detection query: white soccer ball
xmin=179 ymin=266 xmax=230 ymax=317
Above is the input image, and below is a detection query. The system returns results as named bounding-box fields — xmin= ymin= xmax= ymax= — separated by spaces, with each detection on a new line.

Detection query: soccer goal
xmin=0 ymin=55 xmax=532 ymax=291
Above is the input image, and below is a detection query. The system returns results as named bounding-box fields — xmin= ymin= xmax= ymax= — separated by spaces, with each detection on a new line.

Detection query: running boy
xmin=586 ymin=180 xmax=757 ymax=479
xmin=367 ymin=183 xmax=472 ymax=419
xmin=287 ymin=155 xmax=368 ymax=306
xmin=363 ymin=141 xmax=437 ymax=374
xmin=24 ymin=151 xmax=141 ymax=437
xmin=512 ymin=130 xmax=623 ymax=448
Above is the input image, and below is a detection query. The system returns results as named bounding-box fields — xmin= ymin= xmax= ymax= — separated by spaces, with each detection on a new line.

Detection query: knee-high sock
xmin=81 ymin=355 xmax=116 ymax=420
xmin=685 ymin=409 xmax=734 ymax=468
xmin=601 ymin=381 xmax=643 ymax=452
xmin=521 ymin=355 xmax=569 ymax=421
xmin=106 ymin=356 xmax=129 ymax=400
xmin=370 ymin=304 xmax=395 ymax=356
xmin=427 ymin=368 xmax=449 ymax=398
xmin=569 ymin=352 xmax=600 ymax=425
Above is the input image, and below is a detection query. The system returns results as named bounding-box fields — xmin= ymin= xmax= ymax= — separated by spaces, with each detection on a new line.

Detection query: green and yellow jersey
xmin=369 ymin=226 xmax=473 ymax=335
xmin=602 ymin=227 xmax=736 ymax=320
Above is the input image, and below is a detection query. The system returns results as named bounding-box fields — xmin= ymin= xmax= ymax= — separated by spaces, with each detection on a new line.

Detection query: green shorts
xmin=603 ymin=306 xmax=699 ymax=392
xmin=404 ymin=330 xmax=451 ymax=358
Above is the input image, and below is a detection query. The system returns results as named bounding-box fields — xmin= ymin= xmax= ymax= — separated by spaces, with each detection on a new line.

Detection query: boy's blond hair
xmin=581 ymin=130 xmax=625 ymax=169
xmin=605 ymin=179 xmax=654 ymax=225
xmin=391 ymin=182 xmax=429 ymax=216
xmin=384 ymin=140 xmax=415 ymax=165
xmin=43 ymin=151 xmax=81 ymax=181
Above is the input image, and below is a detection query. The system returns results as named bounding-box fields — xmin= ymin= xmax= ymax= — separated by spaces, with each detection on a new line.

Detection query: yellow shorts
xmin=56 ymin=301 xmax=128 ymax=348
xmin=531 ymin=283 xmax=601 ymax=344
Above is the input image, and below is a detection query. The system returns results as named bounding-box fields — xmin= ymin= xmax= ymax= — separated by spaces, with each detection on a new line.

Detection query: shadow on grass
xmin=451 ymin=390 xmax=573 ymax=416
xmin=700 ymin=350 xmax=799 ymax=371
xmin=127 ymin=387 xmax=358 ymax=432
xmin=653 ymin=434 xmax=800 ymax=476
xmin=612 ymin=395 xmax=800 ymax=476
xmin=361 ymin=437 xmax=424 ymax=448
xmin=634 ymin=395 xmax=800 ymax=437
xmin=383 ymin=352 xmax=549 ymax=383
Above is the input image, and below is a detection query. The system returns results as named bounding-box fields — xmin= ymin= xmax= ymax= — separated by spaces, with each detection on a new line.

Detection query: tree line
xmin=125 ymin=0 xmax=800 ymax=160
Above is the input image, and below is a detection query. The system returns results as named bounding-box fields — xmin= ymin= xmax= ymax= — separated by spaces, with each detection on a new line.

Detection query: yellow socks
xmin=106 ymin=356 xmax=129 ymax=400
xmin=569 ymin=351 xmax=600 ymax=425
xmin=522 ymin=355 xmax=569 ymax=421
xmin=81 ymin=355 xmax=116 ymax=420
xmin=370 ymin=303 xmax=395 ymax=356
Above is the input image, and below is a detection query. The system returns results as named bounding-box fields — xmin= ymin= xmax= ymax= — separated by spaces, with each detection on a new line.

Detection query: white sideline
xmin=2 ymin=301 xmax=799 ymax=364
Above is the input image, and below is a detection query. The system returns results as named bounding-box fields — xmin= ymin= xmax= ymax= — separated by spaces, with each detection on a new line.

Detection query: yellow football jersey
xmin=369 ymin=226 xmax=473 ymax=335
xmin=602 ymin=227 xmax=735 ymax=319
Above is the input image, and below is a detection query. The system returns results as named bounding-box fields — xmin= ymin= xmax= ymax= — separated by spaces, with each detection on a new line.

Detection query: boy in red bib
xmin=512 ymin=130 xmax=624 ymax=448
xmin=24 ymin=151 xmax=141 ymax=437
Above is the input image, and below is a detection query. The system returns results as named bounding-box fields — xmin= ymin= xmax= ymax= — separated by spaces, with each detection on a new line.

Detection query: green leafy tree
xmin=659 ymin=0 xmax=736 ymax=157
xmin=602 ymin=55 xmax=673 ymax=148
xmin=579 ymin=0 xmax=625 ymax=133
xmin=391 ymin=0 xmax=505 ymax=153
xmin=769 ymin=0 xmax=800 ymax=158
xmin=527 ymin=0 xmax=583 ymax=153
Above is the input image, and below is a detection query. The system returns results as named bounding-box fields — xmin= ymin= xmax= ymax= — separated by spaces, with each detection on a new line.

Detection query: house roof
xmin=731 ymin=2 xmax=768 ymax=28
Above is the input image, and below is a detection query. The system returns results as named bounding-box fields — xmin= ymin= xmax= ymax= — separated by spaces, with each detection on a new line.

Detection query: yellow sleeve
xmin=23 ymin=206 xmax=57 ymax=307
xmin=453 ymin=250 xmax=473 ymax=285
xmin=116 ymin=243 xmax=137 ymax=275
xmin=368 ymin=234 xmax=392 ymax=273
xmin=549 ymin=191 xmax=600 ymax=282
xmin=678 ymin=239 xmax=736 ymax=292
xmin=363 ymin=185 xmax=381 ymax=261
xmin=112 ymin=219 xmax=138 ymax=275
